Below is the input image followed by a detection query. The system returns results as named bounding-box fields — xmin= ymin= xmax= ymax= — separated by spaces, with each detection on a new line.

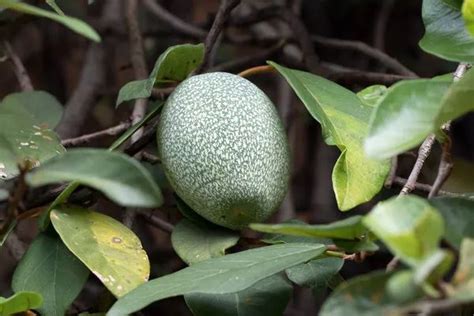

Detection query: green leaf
xmin=0 ymin=0 xmax=100 ymax=42
xmin=436 ymin=67 xmax=474 ymax=127
xmin=12 ymin=233 xmax=89 ymax=316
xmin=333 ymin=238 xmax=379 ymax=252
xmin=463 ymin=0 xmax=474 ymax=36
xmin=171 ymin=219 xmax=239 ymax=265
xmin=286 ymin=257 xmax=344 ymax=291
xmin=430 ymin=197 xmax=474 ymax=249
xmin=50 ymin=207 xmax=150 ymax=297
xmin=365 ymin=78 xmax=451 ymax=159
xmin=357 ymin=85 xmax=388 ymax=107
xmin=451 ymin=238 xmax=474 ymax=301
xmin=0 ymin=291 xmax=42 ymax=316
xmin=26 ymin=149 xmax=163 ymax=208
xmin=1 ymin=91 xmax=63 ymax=128
xmin=0 ymin=115 xmax=65 ymax=180
xmin=363 ymin=195 xmax=445 ymax=266
xmin=116 ymin=43 xmax=204 ymax=106
xmin=385 ymin=270 xmax=424 ymax=304
xmin=107 ymin=243 xmax=326 ymax=316
xmin=251 ymin=216 xmax=368 ymax=240
xmin=320 ymin=271 xmax=405 ymax=316
xmin=269 ymin=61 xmax=390 ymax=210
xmin=413 ymin=249 xmax=454 ymax=285
xmin=419 ymin=0 xmax=474 ymax=62
xmin=185 ymin=274 xmax=292 ymax=316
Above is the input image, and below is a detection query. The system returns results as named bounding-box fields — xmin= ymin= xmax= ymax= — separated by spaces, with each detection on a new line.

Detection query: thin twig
xmin=142 ymin=0 xmax=207 ymax=39
xmin=126 ymin=0 xmax=149 ymax=143
xmin=400 ymin=135 xmax=436 ymax=195
xmin=151 ymin=87 xmax=176 ymax=100
xmin=124 ymin=0 xmax=150 ymax=228
xmin=428 ymin=63 xmax=470 ymax=198
xmin=392 ymin=177 xmax=460 ymax=197
xmin=61 ymin=122 xmax=132 ymax=147
xmin=3 ymin=41 xmax=33 ymax=91
xmin=312 ymin=35 xmax=417 ymax=77
xmin=141 ymin=152 xmax=160 ymax=164
xmin=373 ymin=0 xmax=394 ymax=51
xmin=385 ymin=157 xmax=398 ymax=187
xmin=56 ymin=0 xmax=120 ymax=139
xmin=238 ymin=65 xmax=274 ymax=77
xmin=196 ymin=0 xmax=242 ymax=73
xmin=210 ymin=40 xmax=285 ymax=73
xmin=137 ymin=210 xmax=174 ymax=234
xmin=280 ymin=10 xmax=323 ymax=74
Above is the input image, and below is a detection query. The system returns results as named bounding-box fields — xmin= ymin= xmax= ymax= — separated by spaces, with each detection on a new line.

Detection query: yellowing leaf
xmin=50 ymin=207 xmax=150 ymax=297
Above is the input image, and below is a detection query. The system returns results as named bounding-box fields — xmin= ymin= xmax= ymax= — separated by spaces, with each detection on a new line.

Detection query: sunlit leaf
xmin=26 ymin=149 xmax=163 ymax=208
xmin=51 ymin=207 xmax=150 ymax=297
xmin=270 ymin=61 xmax=390 ymax=210
xmin=365 ymin=78 xmax=451 ymax=159
xmin=107 ymin=243 xmax=326 ymax=316
xmin=0 ymin=0 xmax=100 ymax=42
xmin=363 ymin=195 xmax=444 ymax=266
xmin=451 ymin=238 xmax=474 ymax=301
xmin=420 ymin=0 xmax=474 ymax=62
xmin=463 ymin=0 xmax=474 ymax=36
xmin=12 ymin=234 xmax=89 ymax=316
xmin=357 ymin=85 xmax=388 ymax=107
xmin=0 ymin=291 xmax=42 ymax=316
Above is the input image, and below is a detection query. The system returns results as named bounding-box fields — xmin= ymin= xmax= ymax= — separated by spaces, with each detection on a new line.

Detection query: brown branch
xmin=126 ymin=0 xmax=149 ymax=143
xmin=142 ymin=0 xmax=206 ymax=39
xmin=280 ymin=10 xmax=323 ymax=75
xmin=400 ymin=135 xmax=436 ymax=195
xmin=238 ymin=65 xmax=274 ymax=77
xmin=312 ymin=35 xmax=417 ymax=77
xmin=196 ymin=0 xmax=242 ymax=73
xmin=392 ymin=177 xmax=461 ymax=197
xmin=151 ymin=87 xmax=176 ymax=100
xmin=56 ymin=1 xmax=121 ymax=139
xmin=210 ymin=40 xmax=285 ymax=73
xmin=328 ymin=70 xmax=414 ymax=85
xmin=3 ymin=41 xmax=33 ymax=91
xmin=137 ymin=210 xmax=174 ymax=234
xmin=373 ymin=0 xmax=394 ymax=51
xmin=61 ymin=121 xmax=131 ymax=147
xmin=429 ymin=63 xmax=470 ymax=198
xmin=141 ymin=152 xmax=160 ymax=164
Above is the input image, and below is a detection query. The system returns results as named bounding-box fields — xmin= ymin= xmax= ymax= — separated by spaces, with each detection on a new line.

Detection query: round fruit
xmin=157 ymin=72 xmax=290 ymax=230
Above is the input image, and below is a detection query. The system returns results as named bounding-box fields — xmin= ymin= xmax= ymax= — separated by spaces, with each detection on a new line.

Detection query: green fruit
xmin=385 ymin=271 xmax=422 ymax=304
xmin=157 ymin=72 xmax=290 ymax=230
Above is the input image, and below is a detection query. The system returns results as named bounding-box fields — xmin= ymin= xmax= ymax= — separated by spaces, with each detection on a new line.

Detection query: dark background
xmin=1 ymin=0 xmax=473 ymax=315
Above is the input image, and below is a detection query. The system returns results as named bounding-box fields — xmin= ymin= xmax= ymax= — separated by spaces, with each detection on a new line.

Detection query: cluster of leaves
xmin=1 ymin=0 xmax=474 ymax=315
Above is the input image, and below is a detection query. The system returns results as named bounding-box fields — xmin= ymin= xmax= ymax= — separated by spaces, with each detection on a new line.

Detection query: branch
xmin=210 ymin=40 xmax=285 ymax=72
xmin=3 ymin=41 xmax=33 ymax=91
xmin=429 ymin=63 xmax=470 ymax=198
xmin=328 ymin=69 xmax=415 ymax=85
xmin=312 ymin=35 xmax=417 ymax=77
xmin=392 ymin=176 xmax=461 ymax=197
xmin=136 ymin=209 xmax=174 ymax=234
xmin=61 ymin=121 xmax=131 ymax=147
xmin=400 ymin=135 xmax=436 ymax=195
xmin=373 ymin=0 xmax=394 ymax=51
xmin=126 ymin=0 xmax=149 ymax=142
xmin=56 ymin=1 xmax=122 ymax=139
xmin=196 ymin=0 xmax=242 ymax=73
xmin=238 ymin=65 xmax=274 ymax=77
xmin=142 ymin=0 xmax=206 ymax=39
xmin=280 ymin=10 xmax=324 ymax=75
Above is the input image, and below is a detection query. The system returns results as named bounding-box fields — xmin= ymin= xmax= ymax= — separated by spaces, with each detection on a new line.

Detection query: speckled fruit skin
xmin=157 ymin=72 xmax=290 ymax=230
